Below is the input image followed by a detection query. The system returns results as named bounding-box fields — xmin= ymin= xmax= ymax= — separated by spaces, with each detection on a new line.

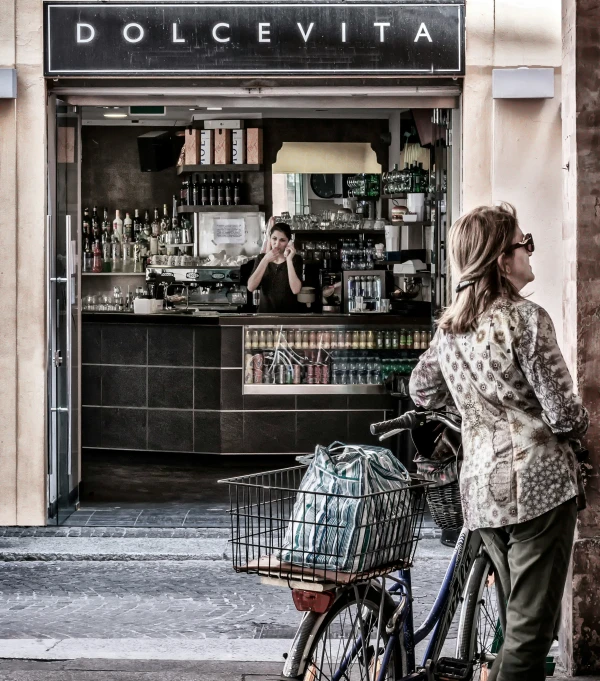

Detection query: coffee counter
xmin=81 ymin=311 xmax=426 ymax=456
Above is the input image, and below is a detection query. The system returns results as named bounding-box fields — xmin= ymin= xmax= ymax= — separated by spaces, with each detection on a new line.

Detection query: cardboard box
xmin=214 ymin=128 xmax=232 ymax=164
xmin=246 ymin=128 xmax=263 ymax=164
xmin=184 ymin=129 xmax=200 ymax=165
xmin=204 ymin=119 xmax=244 ymax=130
xmin=232 ymin=129 xmax=246 ymax=165
xmin=200 ymin=129 xmax=214 ymax=165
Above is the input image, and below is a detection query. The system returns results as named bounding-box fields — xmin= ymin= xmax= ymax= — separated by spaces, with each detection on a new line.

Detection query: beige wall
xmin=0 ymin=0 xmax=47 ymax=525
xmin=462 ymin=0 xmax=564 ymax=346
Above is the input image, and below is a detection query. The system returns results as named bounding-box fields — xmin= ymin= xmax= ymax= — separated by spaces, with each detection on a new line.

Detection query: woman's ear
xmin=497 ymin=253 xmax=511 ymax=276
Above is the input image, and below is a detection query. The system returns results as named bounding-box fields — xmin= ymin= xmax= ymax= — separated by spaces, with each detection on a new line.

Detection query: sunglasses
xmin=504 ymin=233 xmax=535 ymax=255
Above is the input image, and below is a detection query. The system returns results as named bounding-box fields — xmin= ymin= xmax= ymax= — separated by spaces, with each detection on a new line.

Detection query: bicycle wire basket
xmin=220 ymin=465 xmax=430 ymax=586
xmin=426 ymin=481 xmax=464 ymax=531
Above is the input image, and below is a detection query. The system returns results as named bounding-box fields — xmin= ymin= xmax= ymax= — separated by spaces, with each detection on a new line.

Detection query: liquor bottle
xmin=192 ymin=174 xmax=199 ymax=206
xmin=201 ymin=175 xmax=209 ymax=206
xmin=102 ymin=238 xmax=111 ymax=272
xmin=101 ymin=208 xmax=111 ymax=239
xmin=112 ymin=209 xmax=123 ymax=243
xmin=234 ymin=174 xmax=242 ymax=206
xmin=151 ymin=208 xmax=160 ymax=236
xmin=160 ymin=204 xmax=170 ymax=234
xmin=180 ymin=178 xmax=188 ymax=204
xmin=209 ymin=174 xmax=217 ymax=206
xmin=143 ymin=210 xmax=151 ymax=236
xmin=133 ymin=209 xmax=142 ymax=238
xmin=83 ymin=238 xmax=93 ymax=272
xmin=217 ymin=175 xmax=225 ymax=206
xmin=111 ymin=231 xmax=121 ymax=272
xmin=171 ymin=195 xmax=179 ymax=232
xmin=123 ymin=212 xmax=133 ymax=241
xmin=91 ymin=207 xmax=100 ymax=240
xmin=82 ymin=208 xmax=91 ymax=240
xmin=225 ymin=175 xmax=233 ymax=206
xmin=92 ymin=239 xmax=102 ymax=273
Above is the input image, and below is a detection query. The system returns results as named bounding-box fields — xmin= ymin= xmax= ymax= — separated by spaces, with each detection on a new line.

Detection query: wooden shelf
xmin=177 ymin=205 xmax=259 ymax=213
xmin=177 ymin=164 xmax=262 ymax=175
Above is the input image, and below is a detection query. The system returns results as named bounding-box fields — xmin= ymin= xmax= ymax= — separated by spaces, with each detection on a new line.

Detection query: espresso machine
xmin=146 ymin=266 xmax=247 ymax=311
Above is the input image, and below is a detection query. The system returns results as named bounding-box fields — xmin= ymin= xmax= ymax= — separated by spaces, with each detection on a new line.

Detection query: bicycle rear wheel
xmin=285 ymin=583 xmax=407 ymax=681
xmin=456 ymin=554 xmax=506 ymax=681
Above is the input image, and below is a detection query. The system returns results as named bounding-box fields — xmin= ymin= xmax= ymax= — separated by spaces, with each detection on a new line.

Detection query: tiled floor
xmin=64 ymin=503 xmax=230 ymax=528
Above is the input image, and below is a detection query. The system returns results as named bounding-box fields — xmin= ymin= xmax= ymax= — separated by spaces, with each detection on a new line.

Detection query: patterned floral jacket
xmin=409 ymin=298 xmax=589 ymax=530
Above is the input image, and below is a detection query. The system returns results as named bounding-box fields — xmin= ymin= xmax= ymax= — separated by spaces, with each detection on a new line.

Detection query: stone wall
xmin=0 ymin=0 xmax=47 ymax=525
xmin=561 ymin=0 xmax=600 ymax=673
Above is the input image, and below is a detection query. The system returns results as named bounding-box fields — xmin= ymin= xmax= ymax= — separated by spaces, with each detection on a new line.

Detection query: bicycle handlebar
xmin=370 ymin=410 xmax=462 ymax=439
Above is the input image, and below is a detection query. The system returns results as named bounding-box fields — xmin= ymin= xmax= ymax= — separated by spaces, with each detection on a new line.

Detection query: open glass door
xmin=47 ymin=96 xmax=81 ymax=524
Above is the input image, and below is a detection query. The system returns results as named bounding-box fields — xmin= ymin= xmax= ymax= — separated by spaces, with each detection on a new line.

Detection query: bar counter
xmin=82 ymin=311 xmax=425 ymax=455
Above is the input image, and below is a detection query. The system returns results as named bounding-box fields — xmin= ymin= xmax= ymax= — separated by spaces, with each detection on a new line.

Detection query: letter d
xmin=77 ymin=23 xmax=95 ymax=43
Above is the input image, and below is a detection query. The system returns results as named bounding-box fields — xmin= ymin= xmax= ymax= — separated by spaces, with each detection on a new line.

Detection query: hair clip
xmin=455 ymin=279 xmax=476 ymax=293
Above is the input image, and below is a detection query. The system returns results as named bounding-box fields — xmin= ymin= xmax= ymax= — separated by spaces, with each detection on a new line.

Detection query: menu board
xmin=213 ymin=218 xmax=246 ymax=245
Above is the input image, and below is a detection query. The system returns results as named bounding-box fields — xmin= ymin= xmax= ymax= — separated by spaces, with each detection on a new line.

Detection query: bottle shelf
xmin=381 ymin=193 xmax=407 ymax=200
xmin=177 ymin=205 xmax=259 ymax=213
xmin=177 ymin=164 xmax=262 ymax=175
xmin=244 ymin=384 xmax=385 ymax=395
xmin=82 ymin=272 xmax=146 ymax=276
xmin=292 ymin=229 xmax=386 ymax=236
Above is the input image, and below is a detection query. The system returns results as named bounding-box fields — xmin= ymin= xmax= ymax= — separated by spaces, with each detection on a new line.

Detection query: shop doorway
xmin=47 ymin=90 xmax=460 ymax=526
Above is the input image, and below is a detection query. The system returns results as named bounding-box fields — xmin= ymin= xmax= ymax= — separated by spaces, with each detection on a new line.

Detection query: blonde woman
xmin=409 ymin=204 xmax=588 ymax=681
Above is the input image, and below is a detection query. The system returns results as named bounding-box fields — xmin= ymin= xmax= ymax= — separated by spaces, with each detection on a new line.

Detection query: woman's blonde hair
xmin=437 ymin=203 xmax=522 ymax=335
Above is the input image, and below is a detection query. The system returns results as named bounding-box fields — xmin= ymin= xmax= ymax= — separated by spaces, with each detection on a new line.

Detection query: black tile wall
xmin=348 ymin=394 xmax=396 ymax=410
xmin=82 ymin=407 xmax=102 ymax=448
xmin=243 ymin=394 xmax=296 ymax=411
xmin=244 ymin=411 xmax=296 ymax=453
xmin=221 ymin=369 xmax=244 ymax=410
xmin=296 ymin=394 xmax=348 ymax=410
xmin=149 ymin=367 xmax=194 ymax=409
xmin=81 ymin=365 xmax=102 ymax=406
xmin=194 ymin=369 xmax=221 ymax=410
xmin=221 ymin=326 xmax=243 ymax=367
xmin=102 ymin=367 xmax=147 ymax=408
xmin=82 ymin=325 xmax=101 ymax=364
xmin=194 ymin=328 xmax=221 ymax=367
xmin=148 ymin=410 xmax=193 ymax=452
xmin=101 ymin=326 xmax=147 ymax=365
xmin=297 ymin=411 xmax=348 ymax=453
xmin=221 ymin=411 xmax=244 ymax=453
xmin=347 ymin=410 xmax=387 ymax=447
xmin=193 ymin=411 xmax=221 ymax=453
xmin=101 ymin=408 xmax=147 ymax=450
xmin=148 ymin=326 xmax=194 ymax=366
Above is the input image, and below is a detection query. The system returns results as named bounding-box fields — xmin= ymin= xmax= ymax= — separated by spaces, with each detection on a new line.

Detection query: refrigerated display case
xmin=242 ymin=323 xmax=432 ymax=394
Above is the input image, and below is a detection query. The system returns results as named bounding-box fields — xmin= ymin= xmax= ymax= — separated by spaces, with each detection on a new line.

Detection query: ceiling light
xmin=207 ymin=107 xmax=222 ymax=111
xmin=103 ymin=113 xmax=128 ymax=119
xmin=189 ymin=108 xmax=196 ymax=111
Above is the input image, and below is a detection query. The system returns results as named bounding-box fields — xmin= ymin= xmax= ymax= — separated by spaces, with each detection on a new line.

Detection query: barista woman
xmin=247 ymin=222 xmax=303 ymax=313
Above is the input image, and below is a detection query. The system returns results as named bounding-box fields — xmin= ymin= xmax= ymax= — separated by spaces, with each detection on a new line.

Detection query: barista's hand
xmin=284 ymin=242 xmax=296 ymax=261
xmin=264 ymin=248 xmax=280 ymax=263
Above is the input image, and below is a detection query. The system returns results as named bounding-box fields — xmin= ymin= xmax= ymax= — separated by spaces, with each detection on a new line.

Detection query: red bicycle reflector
xmin=292 ymin=590 xmax=335 ymax=614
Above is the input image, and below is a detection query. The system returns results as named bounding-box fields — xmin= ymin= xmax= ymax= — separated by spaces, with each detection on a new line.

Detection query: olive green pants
xmin=479 ymin=497 xmax=577 ymax=681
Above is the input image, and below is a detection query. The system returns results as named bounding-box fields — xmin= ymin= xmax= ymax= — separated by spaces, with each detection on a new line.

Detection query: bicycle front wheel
xmin=288 ymin=583 xmax=407 ymax=681
xmin=456 ymin=554 xmax=506 ymax=681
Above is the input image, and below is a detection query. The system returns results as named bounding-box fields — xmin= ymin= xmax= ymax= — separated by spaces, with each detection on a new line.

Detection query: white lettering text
xmin=212 ymin=23 xmax=230 ymax=42
xmin=123 ymin=23 xmax=144 ymax=43
xmin=414 ymin=23 xmax=433 ymax=42
xmin=297 ymin=22 xmax=315 ymax=42
xmin=258 ymin=23 xmax=271 ymax=42
xmin=374 ymin=22 xmax=390 ymax=43
xmin=76 ymin=23 xmax=95 ymax=43
xmin=172 ymin=22 xmax=185 ymax=43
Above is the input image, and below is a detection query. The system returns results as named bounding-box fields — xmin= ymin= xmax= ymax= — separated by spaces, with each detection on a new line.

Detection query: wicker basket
xmin=426 ymin=481 xmax=464 ymax=531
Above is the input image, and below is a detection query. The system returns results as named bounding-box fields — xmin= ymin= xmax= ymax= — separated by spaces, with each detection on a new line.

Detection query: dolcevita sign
xmin=43 ymin=1 xmax=465 ymax=76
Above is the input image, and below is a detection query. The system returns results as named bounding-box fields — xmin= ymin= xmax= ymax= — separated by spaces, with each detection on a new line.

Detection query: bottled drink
xmin=384 ymin=330 xmax=392 ymax=349
xmin=123 ymin=212 xmax=133 ymax=241
xmin=359 ymin=330 xmax=367 ymax=350
xmin=91 ymin=207 xmax=100 ymax=240
xmin=376 ymin=330 xmax=384 ymax=349
xmin=83 ymin=238 xmax=93 ymax=272
xmin=233 ymin=174 xmax=242 ymax=205
xmin=225 ymin=175 xmax=233 ymax=206
xmin=102 ymin=208 xmax=111 ymax=240
xmin=92 ymin=240 xmax=102 ymax=273
xmin=133 ymin=209 xmax=142 ymax=238
xmin=392 ymin=331 xmax=399 ymax=350
xmin=201 ymin=175 xmax=208 ymax=206
xmin=192 ymin=174 xmax=200 ymax=205
xmin=143 ymin=211 xmax=151 ymax=236
xmin=414 ymin=330 xmax=422 ymax=350
xmin=171 ymin=195 xmax=179 ymax=232
xmin=112 ymin=209 xmax=123 ymax=243
xmin=216 ymin=175 xmax=224 ymax=206
xmin=161 ymin=204 xmax=170 ymax=233
xmin=406 ymin=328 xmax=414 ymax=349
xmin=209 ymin=175 xmax=217 ymax=206
xmin=82 ymin=207 xmax=91 ymax=240
xmin=111 ymin=232 xmax=121 ymax=271
xmin=347 ymin=276 xmax=355 ymax=311
xmin=102 ymin=239 xmax=112 ymax=272
xmin=366 ymin=330 xmax=375 ymax=349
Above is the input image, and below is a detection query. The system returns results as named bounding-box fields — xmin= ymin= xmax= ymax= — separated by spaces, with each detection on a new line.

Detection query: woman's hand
xmin=284 ymin=241 xmax=296 ymax=261
xmin=264 ymin=248 xmax=280 ymax=263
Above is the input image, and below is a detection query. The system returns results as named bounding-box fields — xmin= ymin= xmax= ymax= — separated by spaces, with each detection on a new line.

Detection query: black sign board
xmin=44 ymin=2 xmax=464 ymax=77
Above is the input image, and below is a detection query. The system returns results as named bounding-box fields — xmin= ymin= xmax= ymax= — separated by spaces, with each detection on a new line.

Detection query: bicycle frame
xmin=312 ymin=527 xmax=484 ymax=681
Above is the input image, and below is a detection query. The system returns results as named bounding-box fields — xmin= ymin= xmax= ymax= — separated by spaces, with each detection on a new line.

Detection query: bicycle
xmin=220 ymin=409 xmax=506 ymax=681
